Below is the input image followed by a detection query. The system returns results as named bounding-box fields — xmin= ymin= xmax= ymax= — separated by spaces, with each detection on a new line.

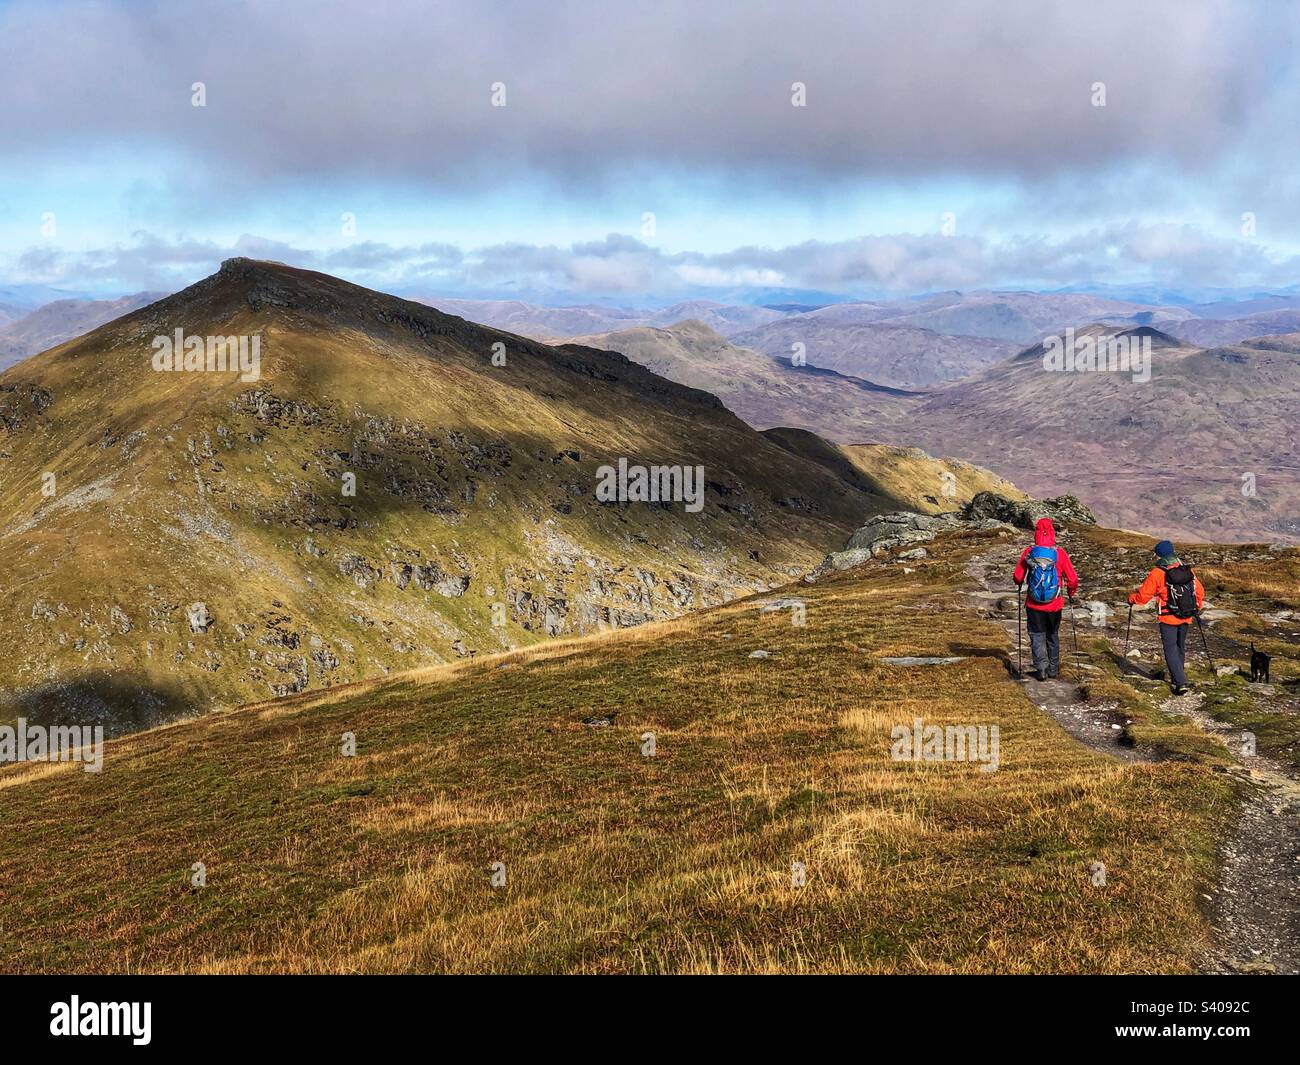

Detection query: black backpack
xmin=1163 ymin=564 xmax=1199 ymax=619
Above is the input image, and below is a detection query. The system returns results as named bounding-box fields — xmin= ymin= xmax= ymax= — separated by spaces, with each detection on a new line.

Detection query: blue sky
xmin=3 ymin=0 xmax=1299 ymax=303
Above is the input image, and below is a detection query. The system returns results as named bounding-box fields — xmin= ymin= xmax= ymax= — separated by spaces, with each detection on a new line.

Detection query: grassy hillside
xmin=0 ymin=525 xmax=1236 ymax=974
xmin=763 ymin=428 xmax=1023 ymax=515
xmin=0 ymin=260 xmax=893 ymax=733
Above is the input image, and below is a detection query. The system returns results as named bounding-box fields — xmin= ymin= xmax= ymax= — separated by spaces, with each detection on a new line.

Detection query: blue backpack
xmin=1026 ymin=546 xmax=1061 ymax=604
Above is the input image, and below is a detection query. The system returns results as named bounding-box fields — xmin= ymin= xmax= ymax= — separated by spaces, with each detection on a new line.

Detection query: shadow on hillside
xmin=948 ymin=642 xmax=1014 ymax=675
xmin=245 ymin=336 xmax=873 ymax=533
xmin=2 ymin=673 xmax=193 ymax=738
xmin=232 ymin=407 xmax=864 ymax=546
xmin=760 ymin=427 xmax=938 ymax=517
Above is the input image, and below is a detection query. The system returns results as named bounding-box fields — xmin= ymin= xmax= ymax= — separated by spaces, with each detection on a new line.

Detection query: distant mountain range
xmin=580 ymin=315 xmax=1300 ymax=543
xmin=1153 ymin=309 xmax=1300 ymax=347
xmin=432 ymin=291 xmax=1193 ymax=390
xmin=427 ymin=289 xmax=1189 ymax=347
xmin=417 ymin=296 xmax=785 ymax=342
xmin=1 ymin=284 xmax=106 ymax=334
xmin=568 ymin=319 xmax=916 ymax=439
xmin=874 ymin=325 xmax=1300 ymax=543
xmin=729 ymin=315 xmax=1016 ymax=388
xmin=0 ymin=293 xmax=163 ymax=369
xmin=5 ymin=277 xmax=1296 ymax=570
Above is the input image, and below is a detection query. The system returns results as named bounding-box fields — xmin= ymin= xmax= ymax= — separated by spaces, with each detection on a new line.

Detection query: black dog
xmin=1249 ymin=642 xmax=1271 ymax=683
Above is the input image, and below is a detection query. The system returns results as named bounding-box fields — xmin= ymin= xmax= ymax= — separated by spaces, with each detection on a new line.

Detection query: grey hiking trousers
xmin=1027 ymin=608 xmax=1061 ymax=676
xmin=1160 ymin=622 xmax=1189 ymax=688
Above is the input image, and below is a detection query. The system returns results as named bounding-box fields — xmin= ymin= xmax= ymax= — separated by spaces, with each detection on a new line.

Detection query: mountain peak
xmin=218 ymin=256 xmax=307 ymax=279
xmin=1015 ymin=322 xmax=1184 ymax=361
xmin=0 ymin=262 xmax=890 ymax=731
xmin=210 ymin=256 xmax=355 ymax=299
xmin=176 ymin=256 xmax=458 ymax=333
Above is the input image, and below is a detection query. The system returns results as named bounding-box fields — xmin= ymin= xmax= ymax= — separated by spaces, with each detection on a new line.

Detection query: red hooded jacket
xmin=1012 ymin=518 xmax=1079 ymax=612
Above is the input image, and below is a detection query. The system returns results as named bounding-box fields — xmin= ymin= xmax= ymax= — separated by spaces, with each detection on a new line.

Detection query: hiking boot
xmin=1173 ymin=685 xmax=1190 ymax=696
xmin=1047 ymin=665 xmax=1059 ymax=679
xmin=1033 ymin=670 xmax=1046 ymax=682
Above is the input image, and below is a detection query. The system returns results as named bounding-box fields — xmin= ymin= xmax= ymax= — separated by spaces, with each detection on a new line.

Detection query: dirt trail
xmin=1159 ymin=690 xmax=1300 ymax=974
xmin=966 ymin=545 xmax=1150 ymax=762
xmin=968 ymin=539 xmax=1300 ymax=974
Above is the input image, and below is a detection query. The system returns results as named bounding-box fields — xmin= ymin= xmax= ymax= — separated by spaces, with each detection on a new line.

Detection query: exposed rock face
xmin=814 ymin=511 xmax=1014 ymax=573
xmin=960 ymin=491 xmax=1096 ymax=529
xmin=846 ymin=511 xmax=958 ymax=552
xmin=187 ymin=602 xmax=213 ymax=633
xmin=810 ymin=491 xmax=1094 ymax=577
xmin=812 ymin=547 xmax=877 ymax=575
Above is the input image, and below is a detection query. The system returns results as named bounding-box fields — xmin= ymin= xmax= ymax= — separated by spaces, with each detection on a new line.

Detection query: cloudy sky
xmin=2 ymin=0 xmax=1298 ymax=303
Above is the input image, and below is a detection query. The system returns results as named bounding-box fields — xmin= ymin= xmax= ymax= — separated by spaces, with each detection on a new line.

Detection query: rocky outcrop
xmin=960 ymin=491 xmax=1096 ymax=529
xmin=813 ymin=510 xmax=1013 ymax=576
xmin=810 ymin=491 xmax=1094 ymax=577
xmin=187 ymin=602 xmax=214 ymax=633
xmin=846 ymin=512 xmax=961 ymax=553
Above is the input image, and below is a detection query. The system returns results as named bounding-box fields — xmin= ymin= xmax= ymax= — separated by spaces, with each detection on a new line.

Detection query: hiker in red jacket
xmin=1013 ymin=518 xmax=1079 ymax=681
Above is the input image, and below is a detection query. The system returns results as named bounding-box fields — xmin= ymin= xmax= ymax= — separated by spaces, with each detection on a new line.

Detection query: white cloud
xmin=11 ymin=224 xmax=1299 ymax=301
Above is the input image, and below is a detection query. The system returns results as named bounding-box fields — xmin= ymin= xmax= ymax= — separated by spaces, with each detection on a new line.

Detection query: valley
xmin=583 ymin=317 xmax=1300 ymax=544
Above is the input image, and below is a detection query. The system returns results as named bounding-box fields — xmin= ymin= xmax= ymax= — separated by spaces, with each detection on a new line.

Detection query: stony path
xmin=968 ymin=540 xmax=1300 ymax=974
xmin=1158 ymin=690 xmax=1300 ymax=974
xmin=966 ymin=546 xmax=1149 ymax=762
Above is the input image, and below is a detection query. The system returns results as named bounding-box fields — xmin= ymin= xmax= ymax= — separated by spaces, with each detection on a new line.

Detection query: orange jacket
xmin=1128 ymin=565 xmax=1204 ymax=625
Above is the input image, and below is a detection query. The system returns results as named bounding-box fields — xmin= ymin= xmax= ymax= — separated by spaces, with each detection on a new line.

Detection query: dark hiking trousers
xmin=1160 ymin=622 xmax=1189 ymax=689
xmin=1027 ymin=609 xmax=1061 ymax=676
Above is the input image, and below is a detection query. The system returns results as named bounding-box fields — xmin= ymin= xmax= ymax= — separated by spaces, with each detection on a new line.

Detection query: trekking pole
xmin=1068 ymin=596 xmax=1083 ymax=684
xmin=1123 ymin=603 xmax=1133 ymax=654
xmin=1013 ymin=582 xmax=1024 ymax=676
xmin=1194 ymin=613 xmax=1217 ymax=675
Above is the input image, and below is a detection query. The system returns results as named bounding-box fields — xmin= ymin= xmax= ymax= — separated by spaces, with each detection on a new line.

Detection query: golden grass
xmin=1200 ymin=553 xmax=1300 ymax=610
xmin=0 ymin=533 xmax=1234 ymax=974
xmin=838 ymin=443 xmax=1024 ymax=514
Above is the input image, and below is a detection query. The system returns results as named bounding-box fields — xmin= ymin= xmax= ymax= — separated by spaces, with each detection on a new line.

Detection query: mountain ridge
xmin=0 ymin=259 xmax=968 ymax=734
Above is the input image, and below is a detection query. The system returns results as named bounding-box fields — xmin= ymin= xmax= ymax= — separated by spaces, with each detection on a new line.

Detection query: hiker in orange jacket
xmin=1128 ymin=539 xmax=1204 ymax=695
xmin=1013 ymin=518 xmax=1079 ymax=681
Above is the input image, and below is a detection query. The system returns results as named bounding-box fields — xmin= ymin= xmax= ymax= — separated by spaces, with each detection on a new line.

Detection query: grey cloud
xmin=1 ymin=0 xmax=1293 ymax=200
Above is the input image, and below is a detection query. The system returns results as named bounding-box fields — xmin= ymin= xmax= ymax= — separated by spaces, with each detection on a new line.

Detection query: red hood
xmin=1034 ymin=518 xmax=1056 ymax=546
